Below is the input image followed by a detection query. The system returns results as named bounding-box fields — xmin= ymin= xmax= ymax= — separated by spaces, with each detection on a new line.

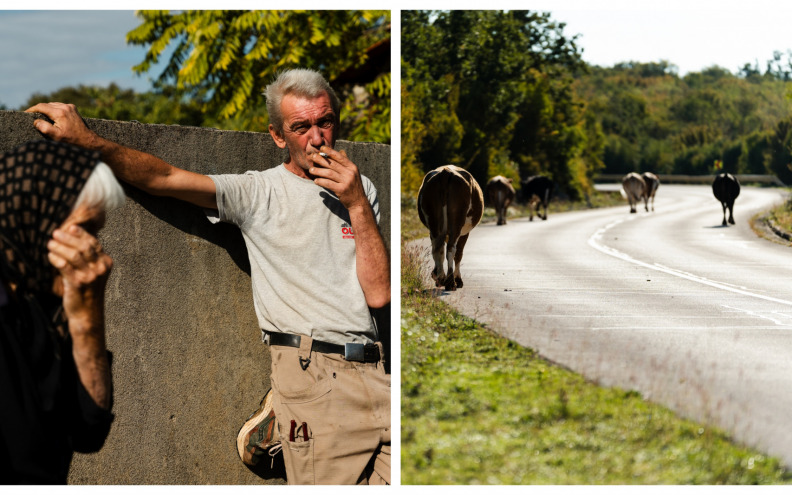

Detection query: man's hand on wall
xmin=26 ymin=102 xmax=100 ymax=150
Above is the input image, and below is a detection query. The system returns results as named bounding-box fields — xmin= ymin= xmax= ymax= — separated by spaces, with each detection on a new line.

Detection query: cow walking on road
xmin=418 ymin=165 xmax=484 ymax=291
xmin=712 ymin=173 xmax=741 ymax=226
xmin=642 ymin=172 xmax=660 ymax=211
xmin=621 ymin=173 xmax=647 ymax=214
xmin=520 ymin=175 xmax=553 ymax=221
xmin=485 ymin=175 xmax=515 ymax=225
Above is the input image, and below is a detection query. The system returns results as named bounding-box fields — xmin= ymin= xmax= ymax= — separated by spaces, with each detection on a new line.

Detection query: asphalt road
xmin=414 ymin=183 xmax=792 ymax=467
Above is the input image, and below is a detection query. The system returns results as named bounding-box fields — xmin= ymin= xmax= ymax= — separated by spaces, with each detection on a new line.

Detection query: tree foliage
xmin=25 ymin=83 xmax=208 ymax=127
xmin=401 ymin=10 xmax=603 ymax=200
xmin=127 ymin=10 xmax=390 ymax=142
xmin=577 ymin=61 xmax=792 ymax=180
xmin=403 ymin=11 xmax=792 ymax=197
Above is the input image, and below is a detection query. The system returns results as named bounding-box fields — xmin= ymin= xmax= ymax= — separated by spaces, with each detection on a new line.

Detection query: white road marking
xmin=720 ymin=304 xmax=792 ymax=327
xmin=587 ymin=219 xmax=792 ymax=307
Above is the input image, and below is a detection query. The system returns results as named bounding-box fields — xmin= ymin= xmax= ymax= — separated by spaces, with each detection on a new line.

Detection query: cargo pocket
xmin=270 ymin=347 xmax=333 ymax=404
xmin=277 ymin=374 xmax=332 ymax=404
xmin=282 ymin=436 xmax=315 ymax=484
xmin=275 ymin=379 xmax=331 ymax=484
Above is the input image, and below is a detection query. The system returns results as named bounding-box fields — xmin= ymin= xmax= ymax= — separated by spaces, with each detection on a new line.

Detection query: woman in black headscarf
xmin=0 ymin=139 xmax=125 ymax=484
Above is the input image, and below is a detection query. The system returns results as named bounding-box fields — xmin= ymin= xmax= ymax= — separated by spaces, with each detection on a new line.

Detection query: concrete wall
xmin=0 ymin=111 xmax=391 ymax=484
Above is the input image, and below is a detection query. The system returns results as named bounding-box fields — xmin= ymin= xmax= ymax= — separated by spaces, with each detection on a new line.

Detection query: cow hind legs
xmin=496 ymin=205 xmax=508 ymax=225
xmin=441 ymin=242 xmax=458 ymax=291
xmin=450 ymin=234 xmax=470 ymax=290
xmin=430 ymin=235 xmax=447 ymax=287
xmin=720 ymin=203 xmax=735 ymax=226
xmin=429 ymin=234 xmax=471 ymax=292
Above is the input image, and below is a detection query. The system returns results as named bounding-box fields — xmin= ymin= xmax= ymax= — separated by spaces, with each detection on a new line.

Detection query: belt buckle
xmin=344 ymin=343 xmax=365 ymax=362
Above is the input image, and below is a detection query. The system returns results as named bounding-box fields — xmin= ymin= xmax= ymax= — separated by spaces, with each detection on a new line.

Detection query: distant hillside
xmin=575 ymin=61 xmax=792 ymax=183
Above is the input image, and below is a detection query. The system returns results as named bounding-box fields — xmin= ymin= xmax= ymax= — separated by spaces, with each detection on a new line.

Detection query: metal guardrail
xmin=594 ymin=174 xmax=786 ymax=187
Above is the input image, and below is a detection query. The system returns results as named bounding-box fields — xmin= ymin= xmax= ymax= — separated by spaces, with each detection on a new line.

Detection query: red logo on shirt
xmin=341 ymin=223 xmax=355 ymax=239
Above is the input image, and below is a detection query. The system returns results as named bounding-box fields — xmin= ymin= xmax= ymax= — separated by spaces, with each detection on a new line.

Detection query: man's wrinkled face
xmin=269 ymin=91 xmax=338 ymax=175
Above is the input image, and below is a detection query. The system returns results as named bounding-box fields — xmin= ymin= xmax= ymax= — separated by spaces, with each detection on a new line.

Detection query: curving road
xmin=414 ymin=183 xmax=792 ymax=466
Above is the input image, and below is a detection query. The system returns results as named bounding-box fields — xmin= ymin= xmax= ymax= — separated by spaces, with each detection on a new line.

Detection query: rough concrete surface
xmin=0 ymin=111 xmax=391 ymax=484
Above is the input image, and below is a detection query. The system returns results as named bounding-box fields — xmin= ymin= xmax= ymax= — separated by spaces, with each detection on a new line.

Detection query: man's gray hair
xmin=73 ymin=161 xmax=126 ymax=213
xmin=265 ymin=68 xmax=341 ymax=134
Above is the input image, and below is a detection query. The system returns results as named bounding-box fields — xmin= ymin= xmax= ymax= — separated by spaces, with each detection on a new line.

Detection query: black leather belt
xmin=267 ymin=331 xmax=381 ymax=363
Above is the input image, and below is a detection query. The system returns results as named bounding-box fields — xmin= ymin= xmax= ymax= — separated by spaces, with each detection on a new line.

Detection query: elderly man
xmin=26 ymin=68 xmax=390 ymax=485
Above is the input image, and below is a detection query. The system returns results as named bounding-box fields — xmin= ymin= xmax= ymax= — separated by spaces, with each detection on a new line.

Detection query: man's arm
xmin=26 ymin=103 xmax=217 ymax=209
xmin=309 ymin=146 xmax=390 ymax=309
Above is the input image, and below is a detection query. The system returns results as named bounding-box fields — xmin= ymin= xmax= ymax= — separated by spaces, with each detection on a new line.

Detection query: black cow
xmin=712 ymin=173 xmax=740 ymax=226
xmin=519 ymin=175 xmax=553 ymax=221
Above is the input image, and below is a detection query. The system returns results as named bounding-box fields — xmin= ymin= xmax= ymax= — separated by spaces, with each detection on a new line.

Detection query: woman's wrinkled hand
xmin=47 ymin=224 xmax=112 ymax=333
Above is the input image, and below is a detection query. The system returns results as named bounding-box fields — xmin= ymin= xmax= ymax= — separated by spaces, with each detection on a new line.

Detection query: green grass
xmin=750 ymin=191 xmax=792 ymax=245
xmin=400 ymin=200 xmax=791 ymax=485
xmin=768 ymin=197 xmax=792 ymax=232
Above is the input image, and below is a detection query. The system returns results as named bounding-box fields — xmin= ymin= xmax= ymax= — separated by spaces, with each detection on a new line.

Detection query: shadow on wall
xmin=0 ymin=111 xmax=391 ymax=484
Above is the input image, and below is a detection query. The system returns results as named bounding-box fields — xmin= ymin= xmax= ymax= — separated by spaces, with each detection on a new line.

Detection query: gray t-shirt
xmin=208 ymin=164 xmax=380 ymax=345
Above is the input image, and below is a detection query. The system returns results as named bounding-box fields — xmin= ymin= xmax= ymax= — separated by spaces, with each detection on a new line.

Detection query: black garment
xmin=0 ymin=302 xmax=113 ymax=484
xmin=0 ymin=141 xmax=114 ymax=484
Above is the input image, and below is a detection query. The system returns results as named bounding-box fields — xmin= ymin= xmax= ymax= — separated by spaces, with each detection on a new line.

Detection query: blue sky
xmin=0 ymin=10 xmax=165 ymax=109
xmin=550 ymin=3 xmax=792 ymax=76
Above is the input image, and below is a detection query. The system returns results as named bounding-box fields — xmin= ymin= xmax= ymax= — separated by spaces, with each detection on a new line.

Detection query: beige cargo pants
xmin=269 ymin=337 xmax=391 ymax=485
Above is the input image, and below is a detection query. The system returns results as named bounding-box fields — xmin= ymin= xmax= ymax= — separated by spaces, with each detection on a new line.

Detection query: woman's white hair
xmin=72 ymin=161 xmax=126 ymax=213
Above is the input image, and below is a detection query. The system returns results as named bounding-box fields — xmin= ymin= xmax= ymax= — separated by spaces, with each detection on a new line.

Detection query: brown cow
xmin=642 ymin=172 xmax=660 ymax=211
xmin=485 ymin=175 xmax=515 ymax=225
xmin=417 ymin=165 xmax=484 ymax=291
xmin=621 ymin=172 xmax=646 ymax=214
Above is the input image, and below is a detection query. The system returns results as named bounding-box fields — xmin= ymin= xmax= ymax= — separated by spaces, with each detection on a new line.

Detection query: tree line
xmin=8 ymin=10 xmax=792 ymax=195
xmin=401 ymin=10 xmax=792 ymax=199
xmin=581 ymin=61 xmax=792 ymax=184
xmin=18 ymin=10 xmax=391 ymax=145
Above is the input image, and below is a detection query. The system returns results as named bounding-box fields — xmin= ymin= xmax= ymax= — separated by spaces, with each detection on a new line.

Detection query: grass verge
xmin=767 ymin=197 xmax=792 ymax=232
xmin=400 ymin=198 xmax=791 ymax=485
